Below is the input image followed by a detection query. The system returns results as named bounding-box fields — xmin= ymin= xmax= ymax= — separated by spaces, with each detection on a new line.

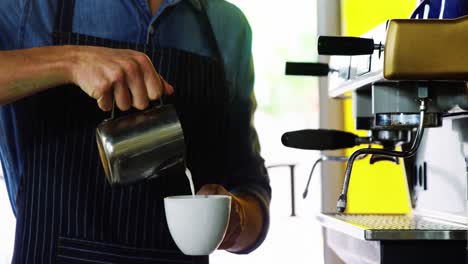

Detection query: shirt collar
xmin=188 ymin=0 xmax=203 ymax=11
xmin=146 ymin=0 xmax=202 ymax=26
xmin=176 ymin=0 xmax=203 ymax=11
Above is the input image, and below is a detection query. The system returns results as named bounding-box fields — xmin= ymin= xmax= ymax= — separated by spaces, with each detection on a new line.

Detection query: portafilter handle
xmin=285 ymin=62 xmax=333 ymax=76
xmin=281 ymin=129 xmax=365 ymax=150
xmin=318 ymin=36 xmax=382 ymax=56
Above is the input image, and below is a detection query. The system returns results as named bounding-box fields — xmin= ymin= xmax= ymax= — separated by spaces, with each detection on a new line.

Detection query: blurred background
xmin=212 ymin=0 xmax=323 ymax=263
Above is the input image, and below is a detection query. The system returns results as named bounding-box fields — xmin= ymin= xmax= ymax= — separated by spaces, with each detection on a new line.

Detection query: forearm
xmin=0 ymin=46 xmax=74 ymax=105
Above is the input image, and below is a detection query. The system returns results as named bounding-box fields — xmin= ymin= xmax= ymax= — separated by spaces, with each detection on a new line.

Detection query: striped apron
xmin=10 ymin=1 xmax=230 ymax=263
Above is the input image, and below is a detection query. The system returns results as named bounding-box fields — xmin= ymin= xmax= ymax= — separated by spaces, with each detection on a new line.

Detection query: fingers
xmin=134 ymin=53 xmax=174 ymax=99
xmin=197 ymin=184 xmax=229 ymax=195
xmin=133 ymin=54 xmax=161 ymax=100
xmin=115 ymin=51 xmax=174 ymax=111
xmin=155 ymin=72 xmax=175 ymax=95
xmin=113 ymin=79 xmax=131 ymax=111
xmin=155 ymin=72 xmax=174 ymax=95
xmin=97 ymin=92 xmax=113 ymax=112
xmin=162 ymin=77 xmax=174 ymax=95
xmin=123 ymin=59 xmax=149 ymax=110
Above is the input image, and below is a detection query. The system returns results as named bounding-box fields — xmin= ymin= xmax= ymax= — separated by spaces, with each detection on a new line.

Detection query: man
xmin=0 ymin=0 xmax=271 ymax=263
xmin=412 ymin=0 xmax=468 ymax=18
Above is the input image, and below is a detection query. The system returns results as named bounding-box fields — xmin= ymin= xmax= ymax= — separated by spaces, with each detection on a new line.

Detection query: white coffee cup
xmin=164 ymin=195 xmax=232 ymax=255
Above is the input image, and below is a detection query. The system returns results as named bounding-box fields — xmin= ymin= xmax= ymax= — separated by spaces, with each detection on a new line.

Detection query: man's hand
xmin=69 ymin=45 xmax=174 ymax=111
xmin=197 ymin=184 xmax=243 ymax=250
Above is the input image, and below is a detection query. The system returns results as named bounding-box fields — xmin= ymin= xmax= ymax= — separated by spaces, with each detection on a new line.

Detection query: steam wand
xmin=337 ymin=98 xmax=429 ymax=213
xmin=302 ymin=153 xmax=369 ymax=199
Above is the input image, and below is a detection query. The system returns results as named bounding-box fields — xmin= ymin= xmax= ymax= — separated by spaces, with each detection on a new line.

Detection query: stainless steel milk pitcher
xmin=96 ymin=102 xmax=185 ymax=186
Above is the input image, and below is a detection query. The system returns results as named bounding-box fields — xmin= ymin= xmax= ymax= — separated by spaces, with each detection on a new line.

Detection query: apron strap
xmin=54 ymin=0 xmax=76 ymax=33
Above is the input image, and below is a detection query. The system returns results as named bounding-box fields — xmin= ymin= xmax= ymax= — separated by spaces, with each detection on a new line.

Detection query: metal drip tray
xmin=317 ymin=213 xmax=467 ymax=241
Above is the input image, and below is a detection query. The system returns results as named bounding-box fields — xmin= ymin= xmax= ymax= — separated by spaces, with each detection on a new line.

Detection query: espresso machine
xmin=284 ymin=15 xmax=468 ymax=263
